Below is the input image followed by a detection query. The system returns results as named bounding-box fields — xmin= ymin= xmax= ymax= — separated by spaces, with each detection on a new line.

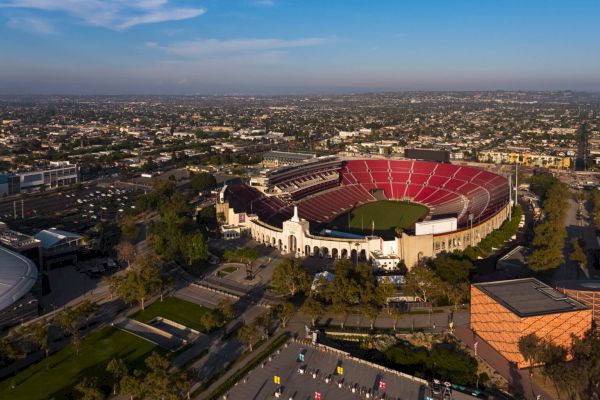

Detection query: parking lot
xmin=227 ymin=341 xmax=430 ymax=400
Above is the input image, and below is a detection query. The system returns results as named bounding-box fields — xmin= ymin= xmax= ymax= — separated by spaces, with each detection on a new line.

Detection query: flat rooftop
xmin=474 ymin=278 xmax=589 ymax=317
xmin=0 ymin=222 xmax=40 ymax=251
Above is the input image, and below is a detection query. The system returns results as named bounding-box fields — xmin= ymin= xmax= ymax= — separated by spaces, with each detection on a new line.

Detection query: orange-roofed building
xmin=471 ymin=278 xmax=592 ymax=368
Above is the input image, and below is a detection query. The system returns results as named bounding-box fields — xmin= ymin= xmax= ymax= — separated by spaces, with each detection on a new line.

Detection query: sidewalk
xmin=455 ymin=326 xmax=554 ymax=400
xmin=191 ymin=330 xmax=284 ymax=399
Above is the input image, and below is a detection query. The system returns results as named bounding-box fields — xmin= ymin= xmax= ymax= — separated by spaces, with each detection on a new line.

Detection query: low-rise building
xmin=35 ymin=228 xmax=83 ymax=268
xmin=471 ymin=278 xmax=592 ymax=368
xmin=478 ymin=151 xmax=571 ymax=169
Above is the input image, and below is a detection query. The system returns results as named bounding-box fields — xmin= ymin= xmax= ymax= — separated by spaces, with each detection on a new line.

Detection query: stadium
xmin=217 ymin=157 xmax=511 ymax=268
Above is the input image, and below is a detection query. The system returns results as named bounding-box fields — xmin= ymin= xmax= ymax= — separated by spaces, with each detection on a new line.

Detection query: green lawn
xmin=328 ymin=200 xmax=429 ymax=239
xmin=0 ymin=327 xmax=157 ymax=400
xmin=133 ymin=296 xmax=214 ymax=333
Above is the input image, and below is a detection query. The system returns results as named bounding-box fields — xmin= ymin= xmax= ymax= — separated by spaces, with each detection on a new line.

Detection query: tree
xmin=74 ymin=377 xmax=105 ymax=400
xmin=404 ymin=264 xmax=442 ymax=303
xmin=277 ymin=301 xmax=295 ymax=328
xmin=271 ymin=258 xmax=311 ymax=297
xmin=119 ymin=216 xmax=139 ymax=242
xmin=430 ymin=254 xmax=473 ymax=285
xmin=301 ymin=296 xmax=323 ymax=326
xmin=106 ymin=358 xmax=128 ymax=395
xmin=117 ymin=255 xmax=163 ymax=310
xmin=238 ymin=323 xmax=260 ymax=352
xmin=142 ymin=352 xmax=191 ymax=400
xmin=332 ymin=300 xmax=350 ymax=329
xmin=391 ymin=308 xmax=404 ymax=331
xmin=200 ymin=310 xmax=221 ymax=332
xmin=362 ymin=303 xmax=379 ymax=330
xmin=182 ymin=233 xmax=209 ymax=267
xmin=376 ymin=277 xmax=397 ymax=312
xmin=445 ymin=282 xmax=469 ymax=310
xmin=119 ymin=373 xmax=144 ymax=400
xmin=518 ymin=333 xmax=541 ymax=376
xmin=569 ymin=330 xmax=600 ymax=399
xmin=528 ymin=222 xmax=565 ymax=271
xmin=218 ymin=298 xmax=235 ymax=321
xmin=190 ymin=172 xmax=217 ymax=193
xmin=115 ymin=241 xmax=137 ymax=269
xmin=0 ymin=337 xmax=21 ymax=364
xmin=324 ymin=259 xmax=377 ymax=308
xmin=58 ymin=300 xmax=97 ymax=355
xmin=103 ymin=274 xmax=122 ymax=301
xmin=26 ymin=321 xmax=50 ymax=358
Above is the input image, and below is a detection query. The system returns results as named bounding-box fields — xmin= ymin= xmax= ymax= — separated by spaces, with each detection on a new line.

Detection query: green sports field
xmin=328 ymin=200 xmax=429 ymax=240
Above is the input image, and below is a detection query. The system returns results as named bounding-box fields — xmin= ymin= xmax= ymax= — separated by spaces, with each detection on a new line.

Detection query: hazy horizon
xmin=1 ymin=0 xmax=599 ymax=95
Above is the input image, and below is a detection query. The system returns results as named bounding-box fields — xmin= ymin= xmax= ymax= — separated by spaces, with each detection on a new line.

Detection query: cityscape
xmin=1 ymin=2 xmax=600 ymax=400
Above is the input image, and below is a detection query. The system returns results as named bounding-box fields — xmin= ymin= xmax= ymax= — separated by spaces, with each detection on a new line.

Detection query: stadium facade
xmin=217 ymin=157 xmax=511 ymax=268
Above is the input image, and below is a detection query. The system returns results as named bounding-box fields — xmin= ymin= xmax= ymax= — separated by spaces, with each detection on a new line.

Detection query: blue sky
xmin=0 ymin=0 xmax=599 ymax=94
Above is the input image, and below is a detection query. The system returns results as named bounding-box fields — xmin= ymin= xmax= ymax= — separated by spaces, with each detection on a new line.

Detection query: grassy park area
xmin=133 ymin=296 xmax=215 ymax=333
xmin=0 ymin=327 xmax=157 ymax=400
xmin=328 ymin=200 xmax=429 ymax=239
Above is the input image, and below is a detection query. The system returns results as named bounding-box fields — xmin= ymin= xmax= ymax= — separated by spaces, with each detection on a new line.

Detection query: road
xmin=556 ymin=197 xmax=599 ymax=281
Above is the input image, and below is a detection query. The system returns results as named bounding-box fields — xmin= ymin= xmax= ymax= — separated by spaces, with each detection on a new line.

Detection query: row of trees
xmin=0 ymin=300 xmax=98 ymax=367
xmin=270 ymin=258 xmax=398 ymax=329
xmin=75 ymin=352 xmax=191 ymax=400
xmin=518 ymin=331 xmax=600 ymax=399
xmin=527 ymin=175 xmax=570 ymax=271
xmin=591 ymin=189 xmax=600 ymax=231
xmin=237 ymin=302 xmax=295 ymax=352
xmin=403 ymin=206 xmax=523 ymax=307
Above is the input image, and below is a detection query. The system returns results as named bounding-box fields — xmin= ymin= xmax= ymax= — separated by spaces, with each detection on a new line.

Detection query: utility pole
xmin=21 ymin=200 xmax=24 ymax=219
xmin=515 ymin=163 xmax=519 ymax=203
xmin=508 ymin=174 xmax=512 ymax=221
xmin=13 ymin=201 xmax=16 ymax=219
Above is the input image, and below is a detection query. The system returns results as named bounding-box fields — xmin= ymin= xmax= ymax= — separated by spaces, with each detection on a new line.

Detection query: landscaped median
xmin=202 ymin=332 xmax=290 ymax=400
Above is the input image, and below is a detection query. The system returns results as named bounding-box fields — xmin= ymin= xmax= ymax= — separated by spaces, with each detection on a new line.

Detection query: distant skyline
xmin=1 ymin=0 xmax=599 ymax=95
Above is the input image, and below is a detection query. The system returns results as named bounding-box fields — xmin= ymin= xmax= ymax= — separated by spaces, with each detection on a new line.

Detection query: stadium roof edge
xmin=0 ymin=245 xmax=38 ymax=312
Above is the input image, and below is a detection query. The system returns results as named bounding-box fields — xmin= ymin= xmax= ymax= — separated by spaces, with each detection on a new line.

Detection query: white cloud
xmin=156 ymin=37 xmax=326 ymax=58
xmin=0 ymin=0 xmax=205 ymax=30
xmin=6 ymin=15 xmax=57 ymax=33
xmin=253 ymin=0 xmax=274 ymax=7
